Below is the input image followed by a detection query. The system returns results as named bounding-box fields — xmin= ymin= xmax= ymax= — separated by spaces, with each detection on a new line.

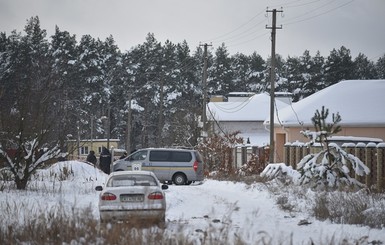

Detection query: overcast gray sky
xmin=1 ymin=0 xmax=384 ymax=60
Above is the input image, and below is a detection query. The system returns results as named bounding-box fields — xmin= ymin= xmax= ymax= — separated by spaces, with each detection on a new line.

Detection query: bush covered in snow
xmin=296 ymin=143 xmax=369 ymax=189
xmin=262 ymin=106 xmax=370 ymax=190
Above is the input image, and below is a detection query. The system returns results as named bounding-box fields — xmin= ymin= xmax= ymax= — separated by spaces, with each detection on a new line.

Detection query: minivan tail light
xmin=148 ymin=192 xmax=164 ymax=200
xmin=101 ymin=192 xmax=117 ymax=201
xmin=193 ymin=161 xmax=198 ymax=172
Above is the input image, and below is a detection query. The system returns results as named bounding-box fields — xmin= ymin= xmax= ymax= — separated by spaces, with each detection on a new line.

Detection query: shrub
xmin=312 ymin=190 xmax=385 ymax=228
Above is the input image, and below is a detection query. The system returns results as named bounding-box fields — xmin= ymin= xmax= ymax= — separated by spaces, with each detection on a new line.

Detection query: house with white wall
xmin=207 ymin=92 xmax=291 ymax=146
xmin=266 ymin=79 xmax=385 ymax=162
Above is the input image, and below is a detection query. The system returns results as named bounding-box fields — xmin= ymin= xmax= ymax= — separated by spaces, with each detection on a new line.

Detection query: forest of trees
xmin=1 ymin=16 xmax=385 ymax=154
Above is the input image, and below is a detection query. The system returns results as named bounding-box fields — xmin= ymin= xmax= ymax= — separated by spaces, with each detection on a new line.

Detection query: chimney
xmin=275 ymin=92 xmax=293 ymax=104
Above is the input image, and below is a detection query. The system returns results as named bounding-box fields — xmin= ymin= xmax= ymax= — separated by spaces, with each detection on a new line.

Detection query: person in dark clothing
xmin=86 ymin=150 xmax=97 ymax=165
xmin=99 ymin=147 xmax=112 ymax=174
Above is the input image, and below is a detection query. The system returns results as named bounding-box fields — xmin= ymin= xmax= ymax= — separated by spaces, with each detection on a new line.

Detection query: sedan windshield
xmin=107 ymin=175 xmax=157 ymax=187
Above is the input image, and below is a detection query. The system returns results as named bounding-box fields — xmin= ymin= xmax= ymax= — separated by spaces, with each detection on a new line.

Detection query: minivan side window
xmin=171 ymin=152 xmax=192 ymax=162
xmin=130 ymin=150 xmax=148 ymax=161
xmin=149 ymin=151 xmax=170 ymax=161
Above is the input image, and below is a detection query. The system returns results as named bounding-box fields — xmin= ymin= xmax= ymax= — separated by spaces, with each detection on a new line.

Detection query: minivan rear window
xmin=149 ymin=150 xmax=192 ymax=162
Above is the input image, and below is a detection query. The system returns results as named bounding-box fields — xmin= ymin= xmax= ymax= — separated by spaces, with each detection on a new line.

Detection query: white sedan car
xmin=95 ymin=171 xmax=168 ymax=225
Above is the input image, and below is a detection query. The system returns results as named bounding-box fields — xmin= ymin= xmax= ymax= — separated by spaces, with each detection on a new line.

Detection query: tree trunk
xmin=15 ymin=176 xmax=29 ymax=190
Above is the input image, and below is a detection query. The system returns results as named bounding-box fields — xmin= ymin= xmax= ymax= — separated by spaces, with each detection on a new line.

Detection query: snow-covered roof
xmin=227 ymin=92 xmax=256 ymax=96
xmin=237 ymin=133 xmax=270 ymax=147
xmin=207 ymin=93 xmax=289 ymax=121
xmin=269 ymin=80 xmax=385 ymax=127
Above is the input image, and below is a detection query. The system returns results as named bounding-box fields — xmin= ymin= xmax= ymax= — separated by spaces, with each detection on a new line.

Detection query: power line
xmin=211 ymin=97 xmax=254 ymax=114
xmin=226 ymin=32 xmax=269 ymax=49
xmin=280 ymin=0 xmax=323 ymax=9
xmin=201 ymin=9 xmax=271 ymax=50
xmin=212 ymin=18 xmax=267 ymax=44
xmin=283 ymin=0 xmax=337 ymax=23
xmin=283 ymin=0 xmax=355 ymax=26
xmin=202 ymin=10 xmax=266 ymax=43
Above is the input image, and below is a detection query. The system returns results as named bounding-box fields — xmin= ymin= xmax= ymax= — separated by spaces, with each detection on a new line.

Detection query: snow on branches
xmin=262 ymin=106 xmax=370 ymax=190
xmin=296 ymin=143 xmax=369 ymax=189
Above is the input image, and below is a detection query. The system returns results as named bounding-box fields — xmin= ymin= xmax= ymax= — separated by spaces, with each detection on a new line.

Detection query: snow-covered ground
xmin=1 ymin=161 xmax=384 ymax=244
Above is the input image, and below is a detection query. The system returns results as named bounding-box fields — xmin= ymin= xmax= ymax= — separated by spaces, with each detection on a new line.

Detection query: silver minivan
xmin=112 ymin=148 xmax=204 ymax=185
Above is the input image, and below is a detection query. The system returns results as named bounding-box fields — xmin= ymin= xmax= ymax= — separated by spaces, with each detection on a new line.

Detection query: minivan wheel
xmin=173 ymin=173 xmax=187 ymax=185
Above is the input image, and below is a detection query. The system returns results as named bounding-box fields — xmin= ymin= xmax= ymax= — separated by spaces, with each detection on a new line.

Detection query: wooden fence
xmin=232 ymin=146 xmax=269 ymax=174
xmin=283 ymin=142 xmax=385 ymax=190
xmin=232 ymin=143 xmax=385 ymax=190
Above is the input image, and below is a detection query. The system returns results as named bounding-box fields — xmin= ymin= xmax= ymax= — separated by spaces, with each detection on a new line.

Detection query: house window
xmin=98 ymin=147 xmax=102 ymax=154
xmin=81 ymin=146 xmax=89 ymax=155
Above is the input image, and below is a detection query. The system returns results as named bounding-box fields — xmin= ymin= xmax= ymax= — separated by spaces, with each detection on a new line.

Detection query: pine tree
xmin=156 ymin=39 xmax=177 ymax=146
xmin=71 ymin=34 xmax=104 ymax=144
xmin=99 ymin=35 xmax=123 ymax=143
xmin=130 ymin=33 xmax=163 ymax=148
xmin=324 ymin=46 xmax=354 ymax=87
xmin=375 ymin=54 xmax=385 ymax=79
xmin=282 ymin=55 xmax=301 ymax=100
xmin=231 ymin=53 xmax=250 ymax=92
xmin=307 ymin=51 xmax=325 ymax=95
xmin=353 ymin=53 xmax=378 ymax=79
xmin=248 ymin=52 xmax=266 ymax=92
xmin=174 ymin=45 xmax=208 ymax=147
xmin=210 ymin=43 xmax=234 ymax=94
xmin=298 ymin=50 xmax=320 ymax=100
xmin=50 ymin=26 xmax=80 ymax=150
xmin=298 ymin=106 xmax=370 ymax=189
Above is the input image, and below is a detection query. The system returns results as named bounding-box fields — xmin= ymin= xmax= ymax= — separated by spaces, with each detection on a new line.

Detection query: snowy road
xmin=1 ymin=161 xmax=384 ymax=244
xmin=164 ymin=180 xmax=385 ymax=244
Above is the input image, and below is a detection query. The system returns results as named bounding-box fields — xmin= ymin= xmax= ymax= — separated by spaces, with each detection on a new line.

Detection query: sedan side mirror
xmin=161 ymin=184 xmax=168 ymax=190
xmin=95 ymin=186 xmax=103 ymax=191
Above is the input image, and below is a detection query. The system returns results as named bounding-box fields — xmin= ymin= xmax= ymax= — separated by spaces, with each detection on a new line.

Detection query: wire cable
xmin=211 ymin=96 xmax=255 ymax=113
xmin=283 ymin=0 xmax=355 ymax=26
xmin=202 ymin=9 xmax=266 ymax=43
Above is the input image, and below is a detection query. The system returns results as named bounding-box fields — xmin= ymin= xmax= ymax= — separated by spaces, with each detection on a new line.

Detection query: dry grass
xmin=0 ymin=212 xmax=379 ymax=245
xmin=210 ymin=172 xmax=268 ymax=186
xmin=313 ymin=190 xmax=385 ymax=228
xmin=265 ymin=180 xmax=385 ymax=229
xmin=0 ymin=204 xmax=250 ymax=245
xmin=1 ymin=172 xmax=384 ymax=244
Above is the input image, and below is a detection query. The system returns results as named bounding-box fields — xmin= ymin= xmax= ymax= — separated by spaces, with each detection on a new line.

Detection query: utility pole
xmin=90 ymin=116 xmax=94 ymax=151
xmin=266 ymin=8 xmax=282 ymax=163
xmin=200 ymin=43 xmax=212 ymax=137
xmin=126 ymin=93 xmax=132 ymax=154
xmin=107 ymin=105 xmax=111 ymax=150
xmin=157 ymin=77 xmax=164 ymax=147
